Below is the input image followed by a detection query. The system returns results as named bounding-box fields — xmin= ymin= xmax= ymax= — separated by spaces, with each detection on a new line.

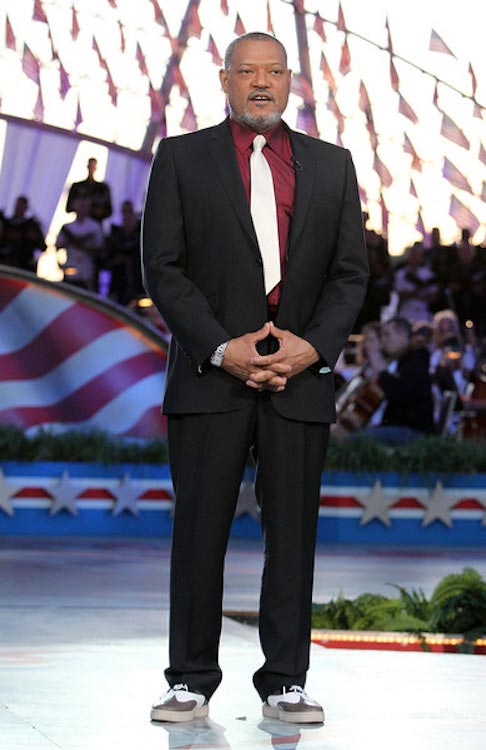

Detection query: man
xmin=56 ymin=195 xmax=105 ymax=291
xmin=362 ymin=316 xmax=435 ymax=443
xmin=142 ymin=32 xmax=368 ymax=724
xmin=66 ymin=157 xmax=113 ymax=223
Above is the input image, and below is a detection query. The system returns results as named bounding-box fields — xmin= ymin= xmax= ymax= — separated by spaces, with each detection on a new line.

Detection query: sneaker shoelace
xmin=172 ymin=683 xmax=189 ymax=692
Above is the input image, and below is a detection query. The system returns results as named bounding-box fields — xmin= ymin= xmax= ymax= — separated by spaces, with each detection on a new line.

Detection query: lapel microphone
xmin=291 ymin=155 xmax=303 ymax=171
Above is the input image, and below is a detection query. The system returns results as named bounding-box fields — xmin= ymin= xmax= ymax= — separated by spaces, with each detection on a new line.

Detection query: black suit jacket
xmin=142 ymin=119 xmax=368 ymax=423
xmin=379 ymin=348 xmax=435 ymax=432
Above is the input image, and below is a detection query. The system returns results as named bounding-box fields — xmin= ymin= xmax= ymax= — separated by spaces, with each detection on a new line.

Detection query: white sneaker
xmin=150 ymin=683 xmax=209 ymax=722
xmin=263 ymin=685 xmax=324 ymax=723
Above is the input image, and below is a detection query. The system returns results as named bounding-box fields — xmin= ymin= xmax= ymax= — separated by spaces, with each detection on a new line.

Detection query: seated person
xmin=354 ymin=316 xmax=435 ymax=444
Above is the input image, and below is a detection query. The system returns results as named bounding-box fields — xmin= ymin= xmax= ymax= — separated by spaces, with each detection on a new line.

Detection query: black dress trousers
xmin=164 ymin=393 xmax=329 ymax=702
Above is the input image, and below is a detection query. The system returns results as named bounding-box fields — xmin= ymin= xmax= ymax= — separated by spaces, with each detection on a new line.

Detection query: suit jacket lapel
xmin=287 ymin=131 xmax=315 ymax=260
xmin=208 ymin=121 xmax=259 ymax=255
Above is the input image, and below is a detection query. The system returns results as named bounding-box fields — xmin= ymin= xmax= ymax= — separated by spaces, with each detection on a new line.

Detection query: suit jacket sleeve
xmin=302 ymin=150 xmax=368 ymax=370
xmin=141 ymin=138 xmax=230 ymax=367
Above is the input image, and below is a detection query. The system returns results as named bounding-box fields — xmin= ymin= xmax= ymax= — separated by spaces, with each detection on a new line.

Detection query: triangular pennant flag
xmin=339 ymin=36 xmax=351 ymax=76
xmin=429 ymin=29 xmax=456 ymax=57
xmin=479 ymin=142 xmax=486 ymax=166
xmin=366 ymin=120 xmax=378 ymax=151
xmin=474 ymin=103 xmax=483 ymax=119
xmin=358 ymin=184 xmax=368 ymax=205
xmin=296 ymin=105 xmax=319 ymax=138
xmin=337 ymin=3 xmax=346 ymax=32
xmin=234 ymin=13 xmax=246 ymax=35
xmin=34 ymin=86 xmax=44 ymax=120
xmin=409 ymin=179 xmax=418 ymax=198
xmin=416 ymin=210 xmax=426 ymax=237
xmin=181 ymin=100 xmax=197 ymax=131
xmin=403 ymin=133 xmax=422 ymax=172
xmin=314 ymin=13 xmax=326 ymax=41
xmin=359 ymin=80 xmax=372 ymax=119
xmin=107 ymin=0 xmax=117 ymax=6
xmin=380 ymin=192 xmax=389 ymax=235
xmin=320 ymin=53 xmax=336 ymax=92
xmin=384 ymin=16 xmax=393 ymax=54
xmin=106 ymin=68 xmax=117 ymax=105
xmin=47 ymin=24 xmax=57 ymax=59
xmin=136 ymin=42 xmax=148 ymax=76
xmin=449 ymin=195 xmax=480 ymax=235
xmin=22 ymin=43 xmax=40 ymax=84
xmin=441 ymin=113 xmax=470 ymax=150
xmin=5 ymin=15 xmax=16 ymax=50
xmin=267 ymin=0 xmax=274 ymax=34
xmin=389 ymin=57 xmax=399 ymax=92
xmin=33 ymin=0 xmax=47 ymax=23
xmin=221 ymin=0 xmax=229 ymax=15
xmin=72 ymin=7 xmax=80 ymax=40
xmin=374 ymin=153 xmax=393 ymax=188
xmin=398 ymin=93 xmax=418 ymax=123
xmin=469 ymin=62 xmax=477 ymax=97
xmin=92 ymin=36 xmax=104 ymax=66
xmin=481 ymin=182 xmax=486 ymax=203
xmin=336 ymin=132 xmax=344 ymax=148
xmin=207 ymin=34 xmax=222 ymax=66
xmin=433 ymin=80 xmax=439 ymax=108
xmin=188 ymin=4 xmax=203 ymax=39
xmin=59 ymin=61 xmax=70 ymax=98
xmin=443 ymin=157 xmax=473 ymax=194
xmin=291 ymin=73 xmax=315 ymax=107
xmin=74 ymin=96 xmax=82 ymax=128
xmin=118 ymin=21 xmax=126 ymax=52
xmin=149 ymin=0 xmax=165 ymax=26
xmin=327 ymin=90 xmax=345 ymax=135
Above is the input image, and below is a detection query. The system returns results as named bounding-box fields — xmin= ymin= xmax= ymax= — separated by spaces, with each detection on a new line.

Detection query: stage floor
xmin=1 ymin=537 xmax=485 ymax=750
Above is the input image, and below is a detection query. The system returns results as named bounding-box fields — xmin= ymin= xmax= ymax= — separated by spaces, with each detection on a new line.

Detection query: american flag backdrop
xmin=0 ymin=268 xmax=167 ymax=438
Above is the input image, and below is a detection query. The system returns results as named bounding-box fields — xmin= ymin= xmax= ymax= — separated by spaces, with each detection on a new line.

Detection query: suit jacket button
xmin=255 ymin=258 xmax=263 ymax=266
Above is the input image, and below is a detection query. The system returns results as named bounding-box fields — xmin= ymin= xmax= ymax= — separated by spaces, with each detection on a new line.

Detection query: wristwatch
xmin=210 ymin=341 xmax=229 ymax=367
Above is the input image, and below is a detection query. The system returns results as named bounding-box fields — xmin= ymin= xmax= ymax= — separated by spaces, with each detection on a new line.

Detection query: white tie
xmin=250 ymin=134 xmax=281 ymax=294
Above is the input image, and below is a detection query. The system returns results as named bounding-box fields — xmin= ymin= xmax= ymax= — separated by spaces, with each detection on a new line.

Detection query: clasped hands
xmin=222 ymin=321 xmax=319 ymax=393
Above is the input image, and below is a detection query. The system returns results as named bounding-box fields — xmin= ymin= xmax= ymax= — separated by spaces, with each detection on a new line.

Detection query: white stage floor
xmin=1 ymin=537 xmax=485 ymax=750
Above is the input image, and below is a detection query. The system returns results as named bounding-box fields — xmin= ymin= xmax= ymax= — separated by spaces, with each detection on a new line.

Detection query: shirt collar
xmin=229 ymin=117 xmax=288 ymax=156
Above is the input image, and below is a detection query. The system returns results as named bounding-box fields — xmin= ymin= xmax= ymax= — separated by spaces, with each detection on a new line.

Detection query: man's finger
xmin=252 ymin=321 xmax=271 ymax=342
xmin=250 ymin=353 xmax=287 ymax=368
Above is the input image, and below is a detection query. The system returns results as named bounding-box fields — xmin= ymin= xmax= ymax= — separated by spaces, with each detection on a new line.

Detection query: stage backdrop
xmin=0 ymin=266 xmax=167 ymax=438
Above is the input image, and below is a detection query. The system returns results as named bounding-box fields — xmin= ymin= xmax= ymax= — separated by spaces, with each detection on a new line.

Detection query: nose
xmin=253 ymin=68 xmax=270 ymax=88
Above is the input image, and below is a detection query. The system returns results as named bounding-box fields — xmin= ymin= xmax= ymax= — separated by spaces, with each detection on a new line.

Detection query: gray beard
xmin=232 ymin=108 xmax=282 ymax=133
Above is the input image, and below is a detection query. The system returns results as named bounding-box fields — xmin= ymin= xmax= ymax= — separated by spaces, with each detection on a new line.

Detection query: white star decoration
xmin=0 ymin=468 xmax=16 ymax=517
xmin=112 ymin=473 xmax=140 ymax=516
xmin=234 ymin=478 xmax=260 ymax=521
xmin=359 ymin=479 xmax=397 ymax=527
xmin=49 ymin=471 xmax=79 ymax=516
xmin=421 ymin=481 xmax=456 ymax=528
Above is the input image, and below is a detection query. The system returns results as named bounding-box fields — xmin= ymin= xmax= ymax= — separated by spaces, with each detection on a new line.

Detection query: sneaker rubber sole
xmin=262 ymin=702 xmax=324 ymax=724
xmin=150 ymin=703 xmax=209 ymax=722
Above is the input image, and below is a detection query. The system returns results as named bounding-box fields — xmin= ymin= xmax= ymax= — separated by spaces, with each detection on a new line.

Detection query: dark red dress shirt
xmin=229 ymin=118 xmax=295 ymax=314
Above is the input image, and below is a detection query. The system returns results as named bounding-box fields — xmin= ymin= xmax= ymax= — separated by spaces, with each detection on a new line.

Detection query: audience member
xmin=354 ymin=316 xmax=435 ymax=444
xmin=56 ymin=195 xmax=105 ymax=291
xmin=66 ymin=157 xmax=113 ymax=223
xmin=0 ymin=195 xmax=45 ymax=271
xmin=392 ymin=243 xmax=440 ymax=322
xmin=447 ymin=229 xmax=486 ymax=335
xmin=353 ymin=221 xmax=391 ymax=331
xmin=104 ymin=200 xmax=143 ymax=305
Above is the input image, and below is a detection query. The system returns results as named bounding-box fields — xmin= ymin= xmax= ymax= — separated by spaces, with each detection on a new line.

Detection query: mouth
xmin=249 ymin=93 xmax=274 ymax=103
